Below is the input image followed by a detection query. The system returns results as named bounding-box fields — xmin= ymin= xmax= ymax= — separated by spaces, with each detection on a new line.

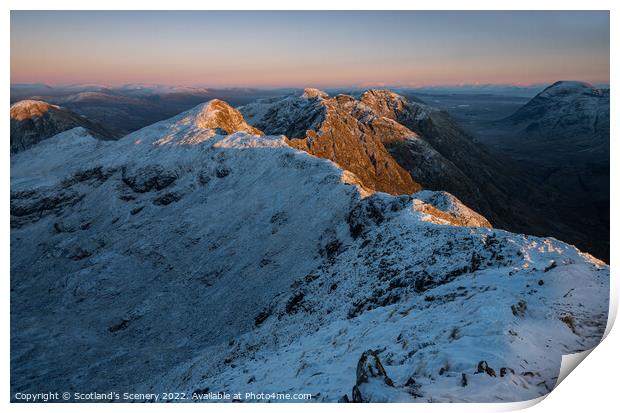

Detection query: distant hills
xmin=10 ymin=83 xmax=290 ymax=134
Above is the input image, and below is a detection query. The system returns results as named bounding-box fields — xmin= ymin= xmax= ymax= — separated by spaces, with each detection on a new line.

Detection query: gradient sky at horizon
xmin=11 ymin=11 xmax=610 ymax=88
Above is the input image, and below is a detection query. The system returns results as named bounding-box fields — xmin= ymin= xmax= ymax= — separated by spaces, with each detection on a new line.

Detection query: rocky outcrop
xmin=412 ymin=191 xmax=491 ymax=228
xmin=121 ymin=165 xmax=178 ymax=193
xmin=476 ymin=361 xmax=497 ymax=377
xmin=194 ymin=99 xmax=263 ymax=136
xmin=240 ymin=90 xmax=421 ymax=196
xmin=352 ymin=350 xmax=395 ymax=402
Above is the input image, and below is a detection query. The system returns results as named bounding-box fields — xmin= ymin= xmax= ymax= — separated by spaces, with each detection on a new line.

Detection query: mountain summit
xmin=194 ymin=99 xmax=263 ymax=135
xmin=10 ymin=99 xmax=119 ymax=153
xmin=538 ymin=80 xmax=603 ymax=98
xmin=239 ymin=90 xmax=421 ymax=195
xmin=505 ymin=80 xmax=609 ymax=138
xmin=302 ymin=87 xmax=329 ymax=99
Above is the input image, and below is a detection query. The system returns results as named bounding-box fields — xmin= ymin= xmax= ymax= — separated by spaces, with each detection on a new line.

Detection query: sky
xmin=10 ymin=11 xmax=610 ymax=88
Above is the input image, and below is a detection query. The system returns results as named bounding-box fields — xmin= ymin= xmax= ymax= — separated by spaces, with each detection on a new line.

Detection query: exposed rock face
xmin=359 ymin=89 xmax=435 ymax=122
xmin=412 ymin=191 xmax=492 ymax=228
xmin=239 ymin=88 xmax=525 ymax=228
xmin=351 ymin=350 xmax=395 ymax=402
xmin=240 ymin=90 xmax=421 ymax=195
xmin=351 ymin=89 xmax=526 ymax=230
xmin=194 ymin=99 xmax=263 ymax=136
xmin=10 ymin=100 xmax=119 ymax=153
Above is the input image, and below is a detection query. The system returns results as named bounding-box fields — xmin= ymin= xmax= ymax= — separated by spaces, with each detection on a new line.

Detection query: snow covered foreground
xmin=10 ymin=101 xmax=609 ymax=403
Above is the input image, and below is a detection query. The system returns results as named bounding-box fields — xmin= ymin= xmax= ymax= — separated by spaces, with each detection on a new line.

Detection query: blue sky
xmin=11 ymin=11 xmax=610 ymax=87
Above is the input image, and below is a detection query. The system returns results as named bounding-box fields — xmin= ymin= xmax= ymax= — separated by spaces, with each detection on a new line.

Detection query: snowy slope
xmin=503 ymin=80 xmax=609 ymax=155
xmin=157 ymin=192 xmax=607 ymax=403
xmin=10 ymin=100 xmax=609 ymax=403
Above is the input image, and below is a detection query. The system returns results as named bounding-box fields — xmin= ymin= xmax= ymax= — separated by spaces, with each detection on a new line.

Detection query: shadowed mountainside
xmin=481 ymin=81 xmax=609 ymax=260
xmin=10 ymin=100 xmax=120 ymax=153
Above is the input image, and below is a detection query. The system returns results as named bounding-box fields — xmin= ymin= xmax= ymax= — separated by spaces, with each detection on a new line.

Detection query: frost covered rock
xmin=351 ymin=350 xmax=395 ymax=402
xmin=302 ymin=87 xmax=329 ymax=99
xmin=121 ymin=165 xmax=178 ymax=193
xmin=476 ymin=361 xmax=497 ymax=377
xmin=412 ymin=190 xmax=492 ymax=228
xmin=194 ymin=99 xmax=263 ymax=136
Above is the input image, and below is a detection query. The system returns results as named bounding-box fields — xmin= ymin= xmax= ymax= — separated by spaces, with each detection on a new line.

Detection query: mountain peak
xmin=195 ymin=99 xmax=263 ymax=136
xmin=506 ymin=79 xmax=608 ymax=130
xmin=361 ymin=89 xmax=405 ymax=100
xmin=539 ymin=80 xmax=601 ymax=98
xmin=302 ymin=88 xmax=329 ymax=99
xmin=359 ymin=89 xmax=410 ymax=116
xmin=10 ymin=99 xmax=119 ymax=153
xmin=10 ymin=100 xmax=59 ymax=121
xmin=357 ymin=89 xmax=435 ymax=122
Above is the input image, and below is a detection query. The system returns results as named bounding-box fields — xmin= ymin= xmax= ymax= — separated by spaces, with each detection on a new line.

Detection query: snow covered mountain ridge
xmin=10 ymin=96 xmax=609 ymax=403
xmin=538 ymin=80 xmax=605 ymax=98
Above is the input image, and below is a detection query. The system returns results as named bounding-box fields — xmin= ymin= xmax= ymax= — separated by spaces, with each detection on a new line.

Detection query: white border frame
xmin=3 ymin=2 xmax=616 ymax=412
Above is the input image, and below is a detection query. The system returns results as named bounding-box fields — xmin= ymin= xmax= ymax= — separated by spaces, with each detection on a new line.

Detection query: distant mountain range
xmin=11 ymin=93 xmax=608 ymax=402
xmin=398 ymin=82 xmax=606 ymax=97
xmin=10 ymin=84 xmax=291 ymax=134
